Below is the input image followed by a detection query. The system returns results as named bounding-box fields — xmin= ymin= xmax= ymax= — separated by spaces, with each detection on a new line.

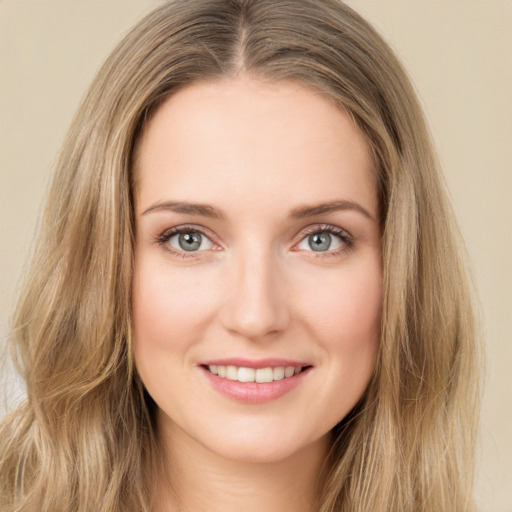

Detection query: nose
xmin=219 ymin=247 xmax=290 ymax=341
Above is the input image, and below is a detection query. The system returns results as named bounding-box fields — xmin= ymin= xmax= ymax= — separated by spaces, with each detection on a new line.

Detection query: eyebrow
xmin=289 ymin=200 xmax=375 ymax=221
xmin=142 ymin=201 xmax=224 ymax=219
xmin=141 ymin=199 xmax=375 ymax=222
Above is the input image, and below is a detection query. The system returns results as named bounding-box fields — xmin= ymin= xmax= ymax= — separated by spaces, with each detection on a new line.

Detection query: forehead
xmin=134 ymin=76 xmax=377 ymax=220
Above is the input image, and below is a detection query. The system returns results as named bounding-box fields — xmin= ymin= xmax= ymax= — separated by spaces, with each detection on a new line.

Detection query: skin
xmin=132 ymin=75 xmax=382 ymax=512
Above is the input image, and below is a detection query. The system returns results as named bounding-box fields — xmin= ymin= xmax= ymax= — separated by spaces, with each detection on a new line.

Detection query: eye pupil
xmin=308 ymin=232 xmax=331 ymax=252
xmin=179 ymin=232 xmax=202 ymax=251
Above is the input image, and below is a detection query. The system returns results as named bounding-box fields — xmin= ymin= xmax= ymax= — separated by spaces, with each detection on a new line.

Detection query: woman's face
xmin=132 ymin=76 xmax=382 ymax=464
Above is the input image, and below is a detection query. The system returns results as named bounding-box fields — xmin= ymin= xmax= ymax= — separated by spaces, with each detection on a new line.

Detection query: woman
xmin=0 ymin=1 xmax=481 ymax=511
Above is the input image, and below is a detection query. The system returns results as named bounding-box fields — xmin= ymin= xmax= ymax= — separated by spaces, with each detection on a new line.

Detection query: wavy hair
xmin=0 ymin=1 xmax=481 ymax=510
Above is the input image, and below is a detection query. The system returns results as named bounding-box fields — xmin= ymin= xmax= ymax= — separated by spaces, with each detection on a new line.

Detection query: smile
xmin=200 ymin=359 xmax=312 ymax=403
xmin=206 ymin=365 xmax=304 ymax=383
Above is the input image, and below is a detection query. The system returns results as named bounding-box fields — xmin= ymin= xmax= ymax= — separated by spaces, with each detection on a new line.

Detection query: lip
xmin=198 ymin=358 xmax=313 ymax=404
xmin=200 ymin=358 xmax=310 ymax=369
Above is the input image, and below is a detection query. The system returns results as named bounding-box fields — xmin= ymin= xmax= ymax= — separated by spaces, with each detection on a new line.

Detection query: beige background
xmin=1 ymin=1 xmax=510 ymax=510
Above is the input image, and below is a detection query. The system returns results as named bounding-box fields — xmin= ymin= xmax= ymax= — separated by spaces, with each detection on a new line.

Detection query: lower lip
xmin=200 ymin=367 xmax=311 ymax=404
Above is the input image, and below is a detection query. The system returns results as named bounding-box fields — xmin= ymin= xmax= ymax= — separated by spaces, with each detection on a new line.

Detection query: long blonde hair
xmin=0 ymin=1 xmax=481 ymax=511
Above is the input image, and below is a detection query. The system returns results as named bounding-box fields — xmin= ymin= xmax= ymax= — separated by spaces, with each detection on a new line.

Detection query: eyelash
xmin=155 ymin=224 xmax=217 ymax=260
xmin=155 ymin=223 xmax=354 ymax=259
xmin=298 ymin=224 xmax=355 ymax=258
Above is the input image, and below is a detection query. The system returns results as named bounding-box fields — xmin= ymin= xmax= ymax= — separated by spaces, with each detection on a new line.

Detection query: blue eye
xmin=306 ymin=232 xmax=334 ymax=252
xmin=157 ymin=224 xmax=353 ymax=259
xmin=296 ymin=226 xmax=352 ymax=254
xmin=160 ymin=228 xmax=214 ymax=253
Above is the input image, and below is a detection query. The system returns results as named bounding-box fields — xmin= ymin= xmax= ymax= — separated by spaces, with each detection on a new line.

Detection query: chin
xmin=198 ymin=427 xmax=328 ymax=465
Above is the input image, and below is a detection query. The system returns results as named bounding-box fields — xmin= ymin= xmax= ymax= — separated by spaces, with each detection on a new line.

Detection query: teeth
xmin=273 ymin=367 xmax=285 ymax=381
xmin=255 ymin=367 xmax=273 ymax=383
xmin=238 ymin=367 xmax=255 ymax=382
xmin=226 ymin=365 xmax=238 ymax=380
xmin=284 ymin=366 xmax=295 ymax=378
xmin=208 ymin=365 xmax=304 ymax=383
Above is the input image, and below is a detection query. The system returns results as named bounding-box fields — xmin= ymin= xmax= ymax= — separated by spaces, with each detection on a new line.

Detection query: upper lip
xmin=199 ymin=358 xmax=311 ymax=369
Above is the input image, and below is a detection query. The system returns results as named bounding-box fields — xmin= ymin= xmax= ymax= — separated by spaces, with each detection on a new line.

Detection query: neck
xmin=154 ymin=422 xmax=332 ymax=512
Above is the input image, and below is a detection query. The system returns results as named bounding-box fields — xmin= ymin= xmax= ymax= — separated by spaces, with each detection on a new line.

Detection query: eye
xmin=295 ymin=225 xmax=353 ymax=254
xmin=157 ymin=226 xmax=215 ymax=255
xmin=169 ymin=230 xmax=212 ymax=252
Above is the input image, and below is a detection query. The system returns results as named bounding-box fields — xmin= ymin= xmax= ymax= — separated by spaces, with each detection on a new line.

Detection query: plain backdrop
xmin=1 ymin=1 xmax=510 ymax=511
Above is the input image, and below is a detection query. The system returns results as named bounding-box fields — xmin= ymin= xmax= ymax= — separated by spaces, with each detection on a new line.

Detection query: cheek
xmin=297 ymin=257 xmax=382 ymax=346
xmin=295 ymin=254 xmax=381 ymax=415
xmin=286 ymin=256 xmax=381 ymax=431
xmin=132 ymin=260 xmax=215 ymax=342
xmin=131 ymin=259 xmax=221 ymax=382
xmin=313 ymin=258 xmax=382 ymax=411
